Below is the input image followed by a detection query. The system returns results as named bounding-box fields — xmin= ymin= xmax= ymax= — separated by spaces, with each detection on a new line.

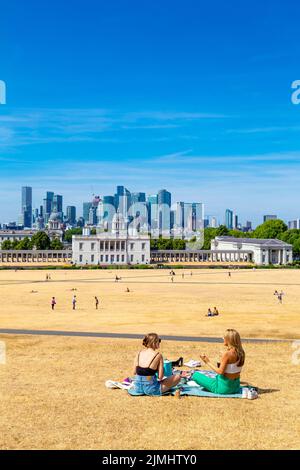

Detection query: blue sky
xmin=1 ymin=0 xmax=300 ymax=226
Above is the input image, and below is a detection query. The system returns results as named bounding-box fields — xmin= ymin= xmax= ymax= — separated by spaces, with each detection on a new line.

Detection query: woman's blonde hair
xmin=224 ymin=329 xmax=245 ymax=366
xmin=142 ymin=333 xmax=161 ymax=349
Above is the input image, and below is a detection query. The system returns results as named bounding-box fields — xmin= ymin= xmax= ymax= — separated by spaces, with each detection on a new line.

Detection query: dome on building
xmin=48 ymin=211 xmax=62 ymax=231
xmin=49 ymin=211 xmax=61 ymax=222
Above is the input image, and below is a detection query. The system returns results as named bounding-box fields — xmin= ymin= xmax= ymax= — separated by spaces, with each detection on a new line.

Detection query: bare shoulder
xmin=222 ymin=350 xmax=232 ymax=360
xmin=224 ymin=349 xmax=237 ymax=362
xmin=154 ymin=352 xmax=163 ymax=362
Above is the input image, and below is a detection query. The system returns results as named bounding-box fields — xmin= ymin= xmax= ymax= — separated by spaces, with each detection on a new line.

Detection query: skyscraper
xmin=233 ymin=213 xmax=239 ymax=230
xmin=83 ymin=202 xmax=92 ymax=223
xmin=43 ymin=191 xmax=54 ymax=224
xmin=21 ymin=186 xmax=32 ymax=228
xmin=147 ymin=195 xmax=159 ymax=232
xmin=66 ymin=206 xmax=76 ymax=225
xmin=288 ymin=219 xmax=300 ymax=229
xmin=97 ymin=196 xmax=116 ymax=231
xmin=210 ymin=216 xmax=218 ymax=228
xmin=244 ymin=221 xmax=252 ymax=232
xmin=131 ymin=192 xmax=146 ymax=204
xmin=115 ymin=186 xmax=131 ymax=218
xmin=53 ymin=194 xmax=63 ymax=216
xmin=86 ymin=196 xmax=100 ymax=226
xmin=263 ymin=215 xmax=277 ymax=222
xmin=174 ymin=202 xmax=204 ymax=236
xmin=158 ymin=189 xmax=171 ymax=235
xmin=225 ymin=209 xmax=233 ymax=229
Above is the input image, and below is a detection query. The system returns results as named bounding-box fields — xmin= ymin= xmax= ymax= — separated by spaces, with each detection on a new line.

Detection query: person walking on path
xmin=72 ymin=295 xmax=77 ymax=310
xmin=51 ymin=297 xmax=56 ymax=311
xmin=95 ymin=296 xmax=99 ymax=310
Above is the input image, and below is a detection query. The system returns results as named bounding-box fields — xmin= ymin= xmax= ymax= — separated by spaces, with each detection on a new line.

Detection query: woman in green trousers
xmin=192 ymin=329 xmax=245 ymax=394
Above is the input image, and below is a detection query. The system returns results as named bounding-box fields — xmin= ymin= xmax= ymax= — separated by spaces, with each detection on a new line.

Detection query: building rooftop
xmin=215 ymin=236 xmax=292 ymax=247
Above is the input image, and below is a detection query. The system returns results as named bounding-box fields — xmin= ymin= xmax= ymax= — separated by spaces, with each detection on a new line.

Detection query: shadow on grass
xmin=241 ymin=381 xmax=280 ymax=394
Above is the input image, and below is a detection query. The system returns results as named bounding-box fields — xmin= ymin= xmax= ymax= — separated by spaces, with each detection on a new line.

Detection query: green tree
xmin=202 ymin=228 xmax=218 ymax=249
xmin=253 ymin=219 xmax=288 ymax=239
xmin=64 ymin=227 xmax=83 ymax=243
xmin=50 ymin=238 xmax=64 ymax=250
xmin=292 ymin=238 xmax=300 ymax=255
xmin=31 ymin=231 xmax=51 ymax=250
xmin=228 ymin=229 xmax=246 ymax=238
xmin=172 ymin=239 xmax=186 ymax=250
xmin=279 ymin=229 xmax=300 ymax=255
xmin=150 ymin=239 xmax=158 ymax=250
xmin=157 ymin=238 xmax=173 ymax=250
xmin=150 ymin=237 xmax=186 ymax=250
xmin=15 ymin=237 xmax=33 ymax=250
xmin=216 ymin=225 xmax=230 ymax=236
xmin=1 ymin=240 xmax=12 ymax=250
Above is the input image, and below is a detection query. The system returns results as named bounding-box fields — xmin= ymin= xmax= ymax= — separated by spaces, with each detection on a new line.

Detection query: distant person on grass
xmin=192 ymin=329 xmax=245 ymax=395
xmin=278 ymin=292 xmax=284 ymax=304
xmin=132 ymin=333 xmax=180 ymax=396
xmin=207 ymin=308 xmax=213 ymax=317
xmin=213 ymin=307 xmax=219 ymax=316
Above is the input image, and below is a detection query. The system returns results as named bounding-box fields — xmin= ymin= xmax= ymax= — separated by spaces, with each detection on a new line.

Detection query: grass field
xmin=0 ymin=268 xmax=299 ymax=450
xmin=0 ymin=335 xmax=299 ymax=450
xmin=0 ymin=268 xmax=299 ymax=339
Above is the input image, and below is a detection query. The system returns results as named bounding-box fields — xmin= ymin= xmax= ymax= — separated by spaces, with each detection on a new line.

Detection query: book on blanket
xmin=105 ymin=380 xmax=133 ymax=390
xmin=183 ymin=359 xmax=202 ymax=368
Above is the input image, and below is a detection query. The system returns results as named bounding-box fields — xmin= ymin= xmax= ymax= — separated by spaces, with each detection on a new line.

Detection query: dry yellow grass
xmin=0 ymin=335 xmax=299 ymax=450
xmin=0 ymin=268 xmax=299 ymax=339
xmin=1 ymin=268 xmax=299 ymax=449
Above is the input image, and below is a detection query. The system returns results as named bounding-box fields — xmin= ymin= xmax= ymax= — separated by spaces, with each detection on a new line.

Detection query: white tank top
xmin=224 ymin=361 xmax=242 ymax=374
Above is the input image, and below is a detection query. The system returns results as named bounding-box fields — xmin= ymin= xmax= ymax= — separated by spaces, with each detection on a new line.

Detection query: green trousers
xmin=192 ymin=371 xmax=240 ymax=395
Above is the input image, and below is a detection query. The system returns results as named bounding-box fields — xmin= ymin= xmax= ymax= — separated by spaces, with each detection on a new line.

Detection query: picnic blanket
xmin=127 ymin=370 xmax=251 ymax=398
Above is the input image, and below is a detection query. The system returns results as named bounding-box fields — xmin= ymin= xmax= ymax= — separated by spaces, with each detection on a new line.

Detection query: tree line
xmin=203 ymin=219 xmax=300 ymax=254
xmin=151 ymin=219 xmax=300 ymax=254
xmin=1 ymin=232 xmax=63 ymax=250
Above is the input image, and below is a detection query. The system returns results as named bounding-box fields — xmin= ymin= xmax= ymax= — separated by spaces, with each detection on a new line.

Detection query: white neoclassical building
xmin=72 ymin=212 xmax=150 ymax=266
xmin=211 ymin=236 xmax=293 ymax=265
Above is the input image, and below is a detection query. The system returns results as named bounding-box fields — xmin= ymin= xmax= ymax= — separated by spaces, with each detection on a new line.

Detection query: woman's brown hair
xmin=142 ymin=333 xmax=161 ymax=349
xmin=224 ymin=329 xmax=245 ymax=366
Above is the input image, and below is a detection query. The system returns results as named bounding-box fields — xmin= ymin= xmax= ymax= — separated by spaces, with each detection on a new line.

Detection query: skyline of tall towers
xmin=16 ymin=184 xmax=205 ymax=234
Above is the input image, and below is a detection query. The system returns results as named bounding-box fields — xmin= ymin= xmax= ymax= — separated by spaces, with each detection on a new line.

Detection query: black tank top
xmin=136 ymin=352 xmax=159 ymax=376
